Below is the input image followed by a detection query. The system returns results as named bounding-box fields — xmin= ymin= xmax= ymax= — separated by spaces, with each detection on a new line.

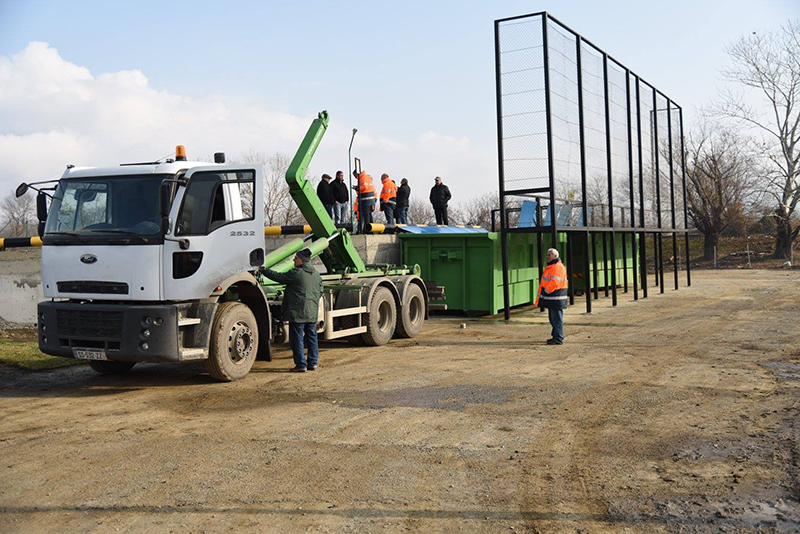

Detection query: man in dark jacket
xmin=262 ymin=248 xmax=323 ymax=372
xmin=330 ymin=170 xmax=349 ymax=225
xmin=396 ymin=178 xmax=411 ymax=224
xmin=429 ymin=176 xmax=452 ymax=225
xmin=316 ymin=174 xmax=335 ymax=218
xmin=535 ymin=248 xmax=569 ymax=345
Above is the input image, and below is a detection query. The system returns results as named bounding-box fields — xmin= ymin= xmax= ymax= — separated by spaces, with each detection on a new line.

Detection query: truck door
xmin=163 ymin=165 xmax=264 ymax=300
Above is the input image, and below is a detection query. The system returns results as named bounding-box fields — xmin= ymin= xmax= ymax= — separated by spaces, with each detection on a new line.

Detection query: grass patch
xmin=0 ymin=339 xmax=84 ymax=371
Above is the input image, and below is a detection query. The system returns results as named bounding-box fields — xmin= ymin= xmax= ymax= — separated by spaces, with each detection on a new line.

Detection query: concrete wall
xmin=0 ymin=235 xmax=401 ymax=326
xmin=266 ymin=234 xmax=400 ymax=266
xmin=0 ymin=248 xmax=44 ymax=327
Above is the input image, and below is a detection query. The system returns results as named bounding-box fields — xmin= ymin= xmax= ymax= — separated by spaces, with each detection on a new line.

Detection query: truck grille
xmin=56 ymin=309 xmax=124 ymax=339
xmin=57 ymin=281 xmax=129 ymax=295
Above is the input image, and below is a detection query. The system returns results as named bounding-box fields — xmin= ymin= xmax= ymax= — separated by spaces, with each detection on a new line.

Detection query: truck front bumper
xmin=37 ymin=301 xmax=183 ymax=363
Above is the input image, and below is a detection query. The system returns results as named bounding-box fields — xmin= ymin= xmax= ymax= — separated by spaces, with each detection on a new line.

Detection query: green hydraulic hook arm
xmin=285 ymin=110 xmax=366 ymax=273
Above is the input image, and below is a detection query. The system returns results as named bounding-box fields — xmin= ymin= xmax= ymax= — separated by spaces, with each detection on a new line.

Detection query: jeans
xmin=434 ymin=206 xmax=449 ymax=225
xmin=333 ymin=202 xmax=348 ymax=225
xmin=548 ymin=308 xmax=564 ymax=344
xmin=382 ymin=203 xmax=395 ymax=225
xmin=323 ymin=204 xmax=333 ymax=219
xmin=357 ymin=199 xmax=375 ymax=234
xmin=396 ymin=206 xmax=408 ymax=224
xmin=289 ymin=322 xmax=318 ymax=369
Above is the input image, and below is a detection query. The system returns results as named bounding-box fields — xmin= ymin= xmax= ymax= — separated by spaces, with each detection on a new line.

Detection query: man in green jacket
xmin=262 ymin=248 xmax=323 ymax=372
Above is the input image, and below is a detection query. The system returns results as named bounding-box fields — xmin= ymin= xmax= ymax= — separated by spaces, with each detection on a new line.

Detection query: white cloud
xmin=0 ymin=42 xmax=497 ymax=206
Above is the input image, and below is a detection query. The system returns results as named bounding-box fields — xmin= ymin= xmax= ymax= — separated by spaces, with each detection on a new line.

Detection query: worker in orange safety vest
xmin=352 ymin=171 xmax=377 ymax=234
xmin=535 ymin=247 xmax=568 ymax=345
xmin=379 ymin=174 xmax=398 ymax=225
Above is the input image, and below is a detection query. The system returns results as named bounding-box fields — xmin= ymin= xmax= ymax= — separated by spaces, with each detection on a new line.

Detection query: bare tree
xmin=686 ymin=124 xmax=757 ymax=260
xmin=1 ymin=193 xmax=37 ymax=237
xmin=457 ymin=193 xmax=499 ymax=229
xmin=408 ymin=197 xmax=435 ymax=225
xmin=230 ymin=151 xmax=316 ymax=226
xmin=715 ymin=20 xmax=800 ymax=258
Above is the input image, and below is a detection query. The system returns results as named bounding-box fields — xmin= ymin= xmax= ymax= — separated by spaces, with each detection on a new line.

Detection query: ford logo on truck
xmin=80 ymin=254 xmax=97 ymax=264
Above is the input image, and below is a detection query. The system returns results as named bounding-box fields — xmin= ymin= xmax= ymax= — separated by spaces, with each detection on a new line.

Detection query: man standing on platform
xmin=352 ymin=171 xmax=376 ymax=234
xmin=396 ymin=178 xmax=411 ymax=224
xmin=429 ymin=176 xmax=451 ymax=225
xmin=379 ymin=173 xmax=398 ymax=225
xmin=331 ymin=170 xmax=349 ymax=225
xmin=316 ymin=174 xmax=334 ymax=218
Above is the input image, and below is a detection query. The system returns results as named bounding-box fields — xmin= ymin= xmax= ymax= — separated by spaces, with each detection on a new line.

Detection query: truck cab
xmin=37 ymin=153 xmax=270 ymax=380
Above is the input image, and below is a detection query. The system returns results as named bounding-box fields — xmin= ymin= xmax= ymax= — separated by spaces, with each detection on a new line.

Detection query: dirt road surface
xmin=1 ymin=270 xmax=798 ymax=533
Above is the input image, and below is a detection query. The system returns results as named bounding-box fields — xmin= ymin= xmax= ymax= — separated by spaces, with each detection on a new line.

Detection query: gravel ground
xmin=0 ymin=270 xmax=798 ymax=533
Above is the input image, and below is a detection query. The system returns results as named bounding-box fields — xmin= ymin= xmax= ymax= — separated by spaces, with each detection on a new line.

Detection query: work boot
xmin=290 ymin=366 xmax=307 ymax=373
xmin=307 ymin=364 xmax=318 ymax=371
xmin=546 ymin=339 xmax=563 ymax=345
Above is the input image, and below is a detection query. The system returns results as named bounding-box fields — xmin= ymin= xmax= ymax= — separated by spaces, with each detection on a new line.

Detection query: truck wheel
xmin=88 ymin=360 xmax=136 ymax=375
xmin=205 ymin=302 xmax=258 ymax=382
xmin=361 ymin=286 xmax=397 ymax=346
xmin=396 ymin=283 xmax=425 ymax=338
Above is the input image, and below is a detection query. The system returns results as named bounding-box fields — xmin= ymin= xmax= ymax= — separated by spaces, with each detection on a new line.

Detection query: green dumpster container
xmin=400 ymin=229 xmax=640 ymax=315
xmin=569 ymin=233 xmax=639 ymax=293
xmin=400 ymin=231 xmax=564 ymax=315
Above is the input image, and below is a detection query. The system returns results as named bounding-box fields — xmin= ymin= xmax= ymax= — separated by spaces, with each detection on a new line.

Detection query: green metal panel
xmin=401 ymin=230 xmax=640 ymax=315
xmin=567 ymin=233 xmax=639 ymax=293
xmin=401 ymin=232 xmax=543 ymax=315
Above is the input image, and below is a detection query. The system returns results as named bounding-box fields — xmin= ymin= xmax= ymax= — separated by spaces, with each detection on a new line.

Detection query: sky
xmin=0 ymin=0 xmax=798 ymax=203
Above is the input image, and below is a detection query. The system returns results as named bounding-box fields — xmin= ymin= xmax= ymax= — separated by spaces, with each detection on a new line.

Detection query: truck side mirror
xmin=36 ymin=192 xmax=48 ymax=221
xmin=37 ymin=222 xmax=46 ymax=238
xmin=159 ymin=182 xmax=172 ymax=218
xmin=15 ymin=183 xmax=29 ymax=198
xmin=160 ymin=217 xmax=172 ymax=236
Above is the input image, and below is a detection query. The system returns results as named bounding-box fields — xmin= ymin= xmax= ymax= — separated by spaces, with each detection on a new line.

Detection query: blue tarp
xmin=397 ymin=225 xmax=489 ymax=234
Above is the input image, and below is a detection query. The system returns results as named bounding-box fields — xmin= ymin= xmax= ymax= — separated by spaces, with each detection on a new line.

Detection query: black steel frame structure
xmin=494 ymin=11 xmax=691 ymax=320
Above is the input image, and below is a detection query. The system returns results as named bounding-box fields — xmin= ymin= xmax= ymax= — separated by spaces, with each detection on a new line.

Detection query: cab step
xmin=178 ymin=317 xmax=201 ymax=327
xmin=180 ymin=347 xmax=207 ymax=360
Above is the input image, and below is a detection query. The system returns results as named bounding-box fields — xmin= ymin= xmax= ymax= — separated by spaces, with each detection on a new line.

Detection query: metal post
xmin=591 ymin=232 xmax=599 ymax=299
xmin=603 ymin=232 xmax=610 ymax=297
xmin=348 ymin=129 xmax=357 ymax=229
xmin=636 ymin=77 xmax=647 ymax=299
xmin=653 ymin=233 xmax=659 ymax=286
xmin=566 ymin=233 xmax=574 ymax=305
xmin=652 ymin=91 xmax=665 ymax=294
xmin=584 ymin=231 xmax=592 ymax=312
xmin=536 ymin=231 xmax=544 ymax=311
xmin=542 ymin=15 xmax=558 ymax=248
xmin=494 ymin=20 xmax=511 ymax=321
xmin=603 ymin=54 xmax=617 ymax=306
xmin=668 ymin=104 xmax=678 ymax=290
xmin=626 ymin=69 xmax=638 ymax=300
xmin=631 ymin=230 xmax=639 ymax=300
xmin=622 ymin=232 xmax=628 ymax=292
xmin=679 ymin=107 xmax=691 ymax=286
xmin=576 ymin=35 xmax=590 ymax=313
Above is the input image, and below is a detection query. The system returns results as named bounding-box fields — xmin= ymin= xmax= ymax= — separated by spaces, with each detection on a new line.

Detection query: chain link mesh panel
xmin=496 ymin=13 xmax=687 ymax=232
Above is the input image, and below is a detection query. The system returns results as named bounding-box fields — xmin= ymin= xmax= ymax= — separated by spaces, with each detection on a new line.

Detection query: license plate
xmin=73 ymin=349 xmax=108 ymax=361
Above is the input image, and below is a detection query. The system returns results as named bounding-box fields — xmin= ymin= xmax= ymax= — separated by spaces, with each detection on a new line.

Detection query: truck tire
xmin=361 ymin=286 xmax=397 ymax=346
xmin=396 ymin=283 xmax=425 ymax=338
xmin=205 ymin=302 xmax=258 ymax=382
xmin=88 ymin=360 xmax=136 ymax=375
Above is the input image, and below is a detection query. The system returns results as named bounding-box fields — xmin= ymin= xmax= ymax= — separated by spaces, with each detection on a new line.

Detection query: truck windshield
xmin=45 ymin=175 xmax=167 ymax=237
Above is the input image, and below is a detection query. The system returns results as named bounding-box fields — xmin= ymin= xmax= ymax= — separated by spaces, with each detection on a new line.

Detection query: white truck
xmin=19 ymin=111 xmax=427 ymax=380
